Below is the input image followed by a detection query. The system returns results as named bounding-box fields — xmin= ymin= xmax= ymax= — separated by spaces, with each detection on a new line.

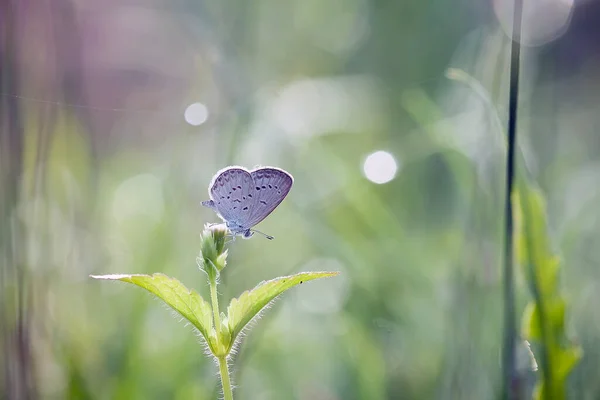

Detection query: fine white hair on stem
xmin=212 ymin=357 xmax=237 ymax=400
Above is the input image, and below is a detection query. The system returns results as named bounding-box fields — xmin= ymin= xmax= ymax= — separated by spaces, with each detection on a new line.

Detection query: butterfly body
xmin=201 ymin=166 xmax=293 ymax=239
xmin=200 ymin=200 xmax=255 ymax=238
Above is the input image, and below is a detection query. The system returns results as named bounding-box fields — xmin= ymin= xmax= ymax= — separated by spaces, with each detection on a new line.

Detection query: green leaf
xmin=555 ymin=345 xmax=583 ymax=381
xmin=226 ymin=271 xmax=339 ymax=343
xmin=516 ymin=188 xmax=560 ymax=295
xmin=90 ymin=273 xmax=213 ymax=342
xmin=522 ymin=302 xmax=540 ymax=340
xmin=522 ymin=299 xmax=566 ymax=341
xmin=516 ymin=183 xmax=583 ymax=399
xmin=524 ymin=189 xmax=551 ymax=264
xmin=547 ymin=298 xmax=566 ymax=334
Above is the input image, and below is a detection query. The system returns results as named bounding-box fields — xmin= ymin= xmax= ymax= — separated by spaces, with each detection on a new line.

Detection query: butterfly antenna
xmin=251 ymin=229 xmax=274 ymax=240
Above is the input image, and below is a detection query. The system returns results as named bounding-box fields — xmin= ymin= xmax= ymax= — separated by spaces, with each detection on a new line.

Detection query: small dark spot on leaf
xmin=278 ymin=191 xmax=281 ymax=194
xmin=262 ymin=185 xmax=266 ymax=189
xmin=268 ymin=184 xmax=272 ymax=189
xmin=237 ymin=185 xmax=242 ymax=189
xmin=232 ymin=187 xmax=236 ymax=191
xmin=243 ymin=196 xmax=246 ymax=200
xmin=233 ymin=206 xmax=237 ymax=210
xmin=243 ymin=207 xmax=248 ymax=210
xmin=275 ymin=185 xmax=278 ymax=189
xmin=260 ymin=200 xmax=267 ymax=205
xmin=300 ymin=280 xmax=303 ymax=284
xmin=227 ymin=196 xmax=230 ymax=199
xmin=248 ymin=194 xmax=253 ymax=198
xmin=256 ymin=187 xmax=260 ymax=191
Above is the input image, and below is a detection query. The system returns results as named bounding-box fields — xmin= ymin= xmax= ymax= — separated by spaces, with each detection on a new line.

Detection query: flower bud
xmin=199 ymin=224 xmax=229 ymax=276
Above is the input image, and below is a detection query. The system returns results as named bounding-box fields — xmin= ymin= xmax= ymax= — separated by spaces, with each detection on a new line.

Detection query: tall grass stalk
xmin=502 ymin=0 xmax=524 ymax=398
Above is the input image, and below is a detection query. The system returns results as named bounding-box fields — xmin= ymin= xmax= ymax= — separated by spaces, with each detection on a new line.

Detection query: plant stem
xmin=218 ymin=356 xmax=234 ymax=400
xmin=502 ymin=0 xmax=523 ymax=398
xmin=209 ymin=277 xmax=234 ymax=399
xmin=209 ymin=277 xmax=222 ymax=330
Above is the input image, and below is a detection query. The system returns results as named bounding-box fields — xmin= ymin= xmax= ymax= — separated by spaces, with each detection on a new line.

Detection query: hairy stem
xmin=209 ymin=277 xmax=222 ymax=331
xmin=502 ymin=0 xmax=523 ymax=398
xmin=218 ymin=356 xmax=234 ymax=400
xmin=209 ymin=277 xmax=233 ymax=399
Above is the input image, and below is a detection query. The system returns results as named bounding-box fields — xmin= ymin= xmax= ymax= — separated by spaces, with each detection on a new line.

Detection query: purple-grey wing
xmin=208 ymin=167 xmax=255 ymax=223
xmin=246 ymin=167 xmax=293 ymax=227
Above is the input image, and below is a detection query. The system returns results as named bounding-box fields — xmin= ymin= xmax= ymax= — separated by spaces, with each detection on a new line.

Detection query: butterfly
xmin=201 ymin=166 xmax=293 ymax=239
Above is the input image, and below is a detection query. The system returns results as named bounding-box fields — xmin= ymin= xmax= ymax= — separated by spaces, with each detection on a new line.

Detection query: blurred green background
xmin=1 ymin=0 xmax=599 ymax=398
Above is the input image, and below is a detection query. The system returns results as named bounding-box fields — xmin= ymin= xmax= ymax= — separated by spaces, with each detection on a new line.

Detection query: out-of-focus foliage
xmin=1 ymin=0 xmax=599 ymax=398
xmin=516 ymin=185 xmax=583 ymax=400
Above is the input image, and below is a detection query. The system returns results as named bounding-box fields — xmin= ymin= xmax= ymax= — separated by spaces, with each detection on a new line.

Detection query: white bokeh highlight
xmin=184 ymin=102 xmax=209 ymax=126
xmin=493 ymin=0 xmax=574 ymax=46
xmin=363 ymin=151 xmax=399 ymax=184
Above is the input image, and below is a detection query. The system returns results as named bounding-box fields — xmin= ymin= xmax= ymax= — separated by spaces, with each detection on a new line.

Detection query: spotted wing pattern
xmin=246 ymin=167 xmax=293 ymax=227
xmin=208 ymin=167 xmax=255 ymax=224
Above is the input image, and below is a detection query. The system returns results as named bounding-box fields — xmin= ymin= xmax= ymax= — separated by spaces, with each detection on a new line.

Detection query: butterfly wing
xmin=246 ymin=167 xmax=293 ymax=227
xmin=208 ymin=167 xmax=255 ymax=224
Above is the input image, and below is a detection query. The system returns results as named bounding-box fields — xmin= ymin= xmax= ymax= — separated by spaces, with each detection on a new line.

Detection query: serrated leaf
xmin=227 ymin=271 xmax=339 ymax=343
xmin=523 ymin=299 xmax=566 ymax=341
xmin=556 ymin=346 xmax=583 ymax=380
xmin=517 ymin=183 xmax=582 ymax=399
xmin=533 ymin=346 xmax=582 ymax=400
xmin=522 ymin=302 xmax=539 ymax=340
xmin=525 ymin=189 xmax=551 ymax=264
xmin=547 ymin=298 xmax=566 ymax=334
xmin=91 ymin=273 xmax=213 ymax=342
xmin=518 ymin=189 xmax=561 ymax=295
xmin=538 ymin=256 xmax=560 ymax=298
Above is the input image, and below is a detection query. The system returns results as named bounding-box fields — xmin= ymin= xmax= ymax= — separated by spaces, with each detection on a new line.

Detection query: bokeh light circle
xmin=493 ymin=0 xmax=574 ymax=46
xmin=363 ymin=151 xmax=399 ymax=184
xmin=184 ymin=102 xmax=209 ymax=126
